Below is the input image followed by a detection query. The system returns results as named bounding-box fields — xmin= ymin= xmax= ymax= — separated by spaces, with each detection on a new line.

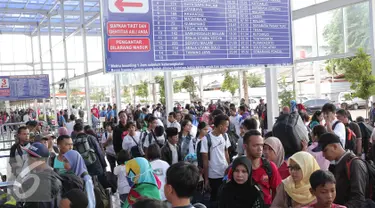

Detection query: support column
xmin=30 ymin=36 xmax=38 ymax=117
xmin=164 ymin=72 xmax=173 ymax=114
xmin=115 ymin=74 xmax=122 ymax=116
xmin=81 ymin=0 xmax=92 ymax=125
xmin=292 ymin=64 xmax=297 ymax=99
xmin=152 ymin=83 xmax=157 ymax=104
xmin=265 ymin=67 xmax=278 ymax=130
xmin=238 ymin=70 xmax=243 ymax=100
xmin=199 ymin=73 xmax=203 ymax=100
xmin=48 ymin=15 xmax=57 ymax=123
xmin=38 ymin=23 xmax=47 ymax=122
xmin=370 ymin=0 xmax=375 ymax=92
xmin=61 ymin=0 xmax=71 ymax=116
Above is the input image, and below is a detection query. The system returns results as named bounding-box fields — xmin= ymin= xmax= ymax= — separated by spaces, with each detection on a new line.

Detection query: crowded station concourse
xmin=1 ymin=0 xmax=375 ymax=208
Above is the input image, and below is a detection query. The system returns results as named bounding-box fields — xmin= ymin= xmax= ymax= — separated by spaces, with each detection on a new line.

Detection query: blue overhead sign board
xmin=101 ymin=0 xmax=293 ymax=72
xmin=0 ymin=75 xmax=50 ymax=101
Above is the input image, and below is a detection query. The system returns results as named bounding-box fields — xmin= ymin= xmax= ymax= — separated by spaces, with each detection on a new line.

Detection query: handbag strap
xmin=130 ymin=135 xmax=139 ymax=146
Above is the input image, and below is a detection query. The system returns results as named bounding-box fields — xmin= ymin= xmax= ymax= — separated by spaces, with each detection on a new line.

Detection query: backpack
xmin=59 ymin=173 xmax=85 ymax=195
xmin=92 ymin=175 xmax=109 ymax=208
xmin=73 ymin=134 xmax=98 ymax=167
xmin=346 ymin=155 xmax=375 ymax=201
xmin=224 ymin=125 xmax=238 ymax=162
xmin=273 ymin=113 xmax=309 ymax=157
xmin=197 ymin=133 xmax=228 ymax=169
xmin=333 ymin=121 xmax=357 ymax=151
xmin=129 ymin=135 xmax=144 ymax=158
xmin=142 ymin=131 xmax=164 ymax=148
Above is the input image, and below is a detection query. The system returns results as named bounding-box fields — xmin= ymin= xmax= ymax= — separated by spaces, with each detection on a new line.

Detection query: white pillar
xmin=370 ymin=0 xmax=375 ymax=77
xmin=48 ymin=15 xmax=57 ymax=123
xmin=238 ymin=70 xmax=243 ymax=99
xmin=81 ymin=0 xmax=92 ymax=125
xmin=115 ymin=74 xmax=122 ymax=114
xmin=164 ymin=72 xmax=173 ymax=114
xmin=265 ymin=67 xmax=278 ymax=130
xmin=199 ymin=73 xmax=203 ymax=99
xmin=61 ymin=0 xmax=71 ymax=116
xmin=30 ymin=36 xmax=38 ymax=116
xmin=37 ymin=24 xmax=47 ymax=122
xmin=292 ymin=65 xmax=297 ymax=99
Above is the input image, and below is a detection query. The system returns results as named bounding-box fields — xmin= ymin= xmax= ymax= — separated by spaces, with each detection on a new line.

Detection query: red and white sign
xmin=109 ymin=0 xmax=148 ymax=13
xmin=0 ymin=78 xmax=9 ymax=89
xmin=108 ymin=38 xmax=151 ymax=52
xmin=107 ymin=22 xmax=150 ymax=36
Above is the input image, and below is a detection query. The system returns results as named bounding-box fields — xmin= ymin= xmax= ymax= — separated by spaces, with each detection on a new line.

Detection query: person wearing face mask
xmin=219 ymin=156 xmax=264 ymax=208
xmin=271 ymin=151 xmax=320 ymax=208
xmin=123 ymin=157 xmax=161 ymax=208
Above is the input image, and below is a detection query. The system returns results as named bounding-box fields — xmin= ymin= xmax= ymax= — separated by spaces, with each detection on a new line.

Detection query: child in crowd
xmin=164 ymin=162 xmax=203 ymax=208
xmin=113 ymin=150 xmax=131 ymax=206
xmin=303 ymin=170 xmax=346 ymax=208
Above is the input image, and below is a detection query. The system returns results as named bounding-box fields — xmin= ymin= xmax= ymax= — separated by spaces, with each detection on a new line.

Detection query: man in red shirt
xmin=91 ymin=104 xmax=99 ymax=118
xmin=243 ymin=129 xmax=282 ymax=206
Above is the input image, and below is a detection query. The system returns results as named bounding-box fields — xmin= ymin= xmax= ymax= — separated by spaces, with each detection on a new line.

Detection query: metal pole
xmin=30 ymin=35 xmax=38 ymax=117
xmin=61 ymin=0 xmax=71 ymax=116
xmin=292 ymin=64 xmax=297 ymax=99
xmin=370 ymin=0 xmax=375 ymax=76
xmin=199 ymin=73 xmax=203 ymax=100
xmin=38 ymin=23 xmax=47 ymax=122
xmin=81 ymin=0 xmax=92 ymax=125
xmin=164 ymin=72 xmax=173 ymax=114
xmin=48 ymin=15 xmax=57 ymax=124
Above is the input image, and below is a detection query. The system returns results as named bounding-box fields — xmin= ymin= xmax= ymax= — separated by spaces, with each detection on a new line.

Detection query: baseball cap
xmin=312 ymin=133 xmax=342 ymax=152
xmin=22 ymin=142 xmax=50 ymax=158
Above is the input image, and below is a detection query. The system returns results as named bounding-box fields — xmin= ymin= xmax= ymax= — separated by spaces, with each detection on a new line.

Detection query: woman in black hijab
xmin=219 ymin=156 xmax=264 ymax=208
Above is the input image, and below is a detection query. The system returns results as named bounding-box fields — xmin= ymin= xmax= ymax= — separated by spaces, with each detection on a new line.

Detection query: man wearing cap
xmin=313 ymin=133 xmax=368 ymax=208
xmin=91 ymin=104 xmax=99 ymax=119
xmin=16 ymin=142 xmax=62 ymax=208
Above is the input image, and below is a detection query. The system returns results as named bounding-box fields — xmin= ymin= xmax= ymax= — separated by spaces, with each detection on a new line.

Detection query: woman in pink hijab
xmin=264 ymin=137 xmax=290 ymax=179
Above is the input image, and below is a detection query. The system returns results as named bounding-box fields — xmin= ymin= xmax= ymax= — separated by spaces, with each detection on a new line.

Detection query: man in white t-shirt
xmin=146 ymin=143 xmax=170 ymax=201
xmin=201 ymin=114 xmax=231 ymax=206
xmin=167 ymin=112 xmax=181 ymax=132
xmin=65 ymin=114 xmax=76 ymax=136
xmin=142 ymin=116 xmax=165 ymax=150
xmin=122 ymin=122 xmax=140 ymax=151
xmin=322 ymin=103 xmax=346 ymax=148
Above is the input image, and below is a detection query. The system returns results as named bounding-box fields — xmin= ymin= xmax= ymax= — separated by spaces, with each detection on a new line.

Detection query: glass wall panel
xmin=294 ymin=16 xmax=316 ymax=60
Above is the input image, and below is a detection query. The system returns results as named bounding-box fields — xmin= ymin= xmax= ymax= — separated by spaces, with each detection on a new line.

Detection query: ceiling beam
xmin=0 ymin=21 xmax=100 ymax=28
xmin=0 ymin=8 xmax=99 ymax=16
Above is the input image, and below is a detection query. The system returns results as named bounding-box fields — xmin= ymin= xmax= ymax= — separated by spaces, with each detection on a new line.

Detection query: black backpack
xmin=333 ymin=121 xmax=357 ymax=152
xmin=346 ymin=155 xmax=375 ymax=201
xmin=197 ymin=133 xmax=228 ymax=169
xmin=59 ymin=173 xmax=85 ymax=195
xmin=73 ymin=134 xmax=98 ymax=167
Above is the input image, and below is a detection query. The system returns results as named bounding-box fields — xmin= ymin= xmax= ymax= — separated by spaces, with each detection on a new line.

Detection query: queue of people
xmin=6 ymin=99 xmax=375 ymax=208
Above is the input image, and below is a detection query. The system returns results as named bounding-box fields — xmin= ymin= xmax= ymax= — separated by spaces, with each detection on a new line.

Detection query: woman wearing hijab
xmin=271 ymin=151 xmax=320 ymax=208
xmin=63 ymin=150 xmax=96 ymax=208
xmin=123 ymin=157 xmax=161 ymax=208
xmin=264 ymin=137 xmax=290 ymax=179
xmin=219 ymin=156 xmax=264 ymax=208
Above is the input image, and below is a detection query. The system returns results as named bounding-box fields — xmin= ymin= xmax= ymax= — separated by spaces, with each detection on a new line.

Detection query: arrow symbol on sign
xmin=115 ymin=0 xmax=143 ymax=12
